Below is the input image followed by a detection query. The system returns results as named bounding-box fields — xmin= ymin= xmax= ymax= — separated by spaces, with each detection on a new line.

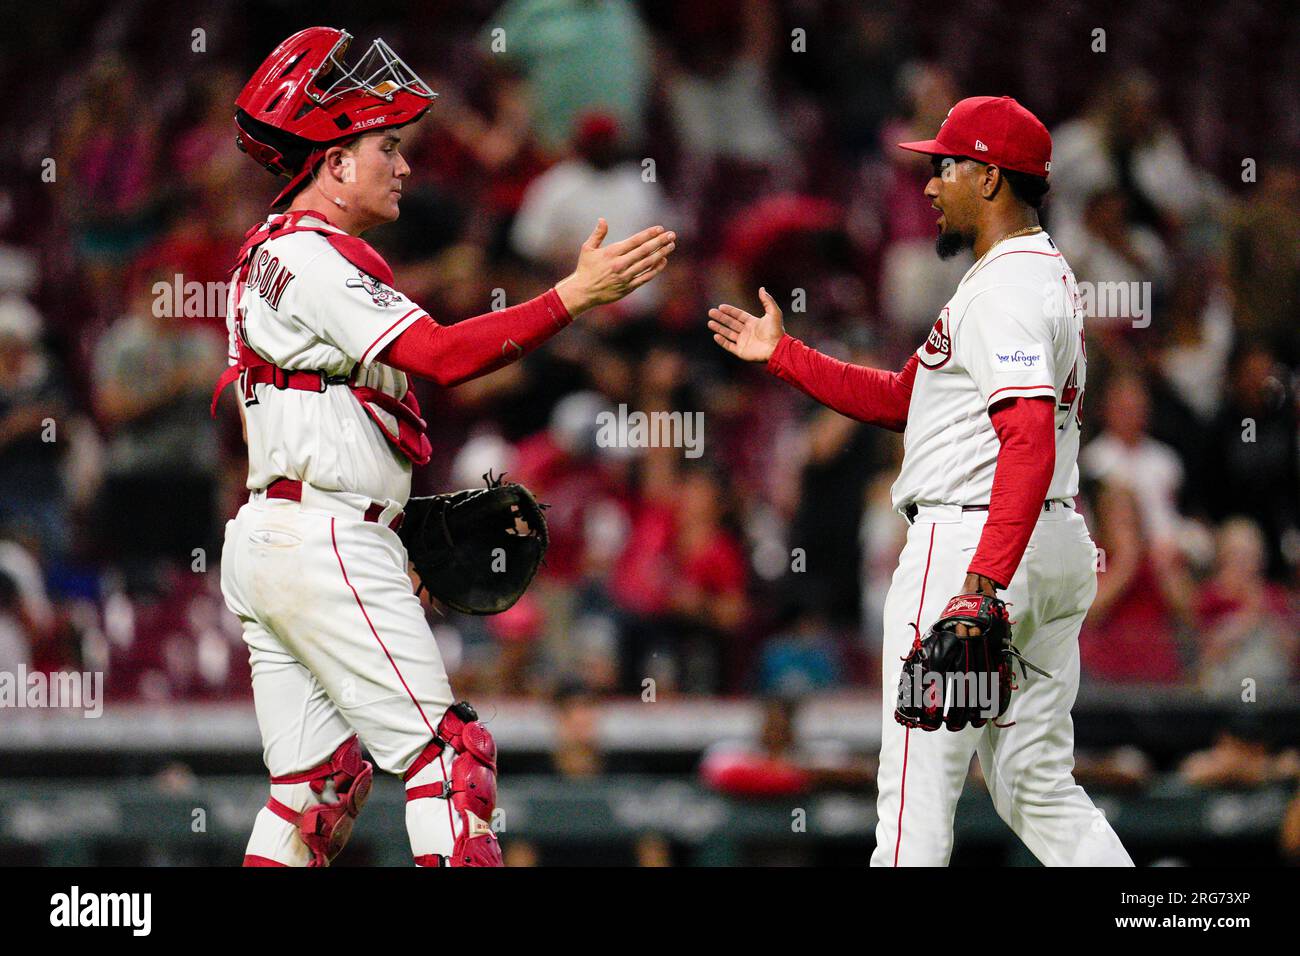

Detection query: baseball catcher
xmin=216 ymin=27 xmax=674 ymax=868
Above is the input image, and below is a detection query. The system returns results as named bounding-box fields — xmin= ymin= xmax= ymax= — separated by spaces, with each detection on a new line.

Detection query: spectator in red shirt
xmin=611 ymin=461 xmax=748 ymax=693
xmin=514 ymin=392 xmax=634 ymax=586
xmin=1079 ymin=480 xmax=1193 ymax=684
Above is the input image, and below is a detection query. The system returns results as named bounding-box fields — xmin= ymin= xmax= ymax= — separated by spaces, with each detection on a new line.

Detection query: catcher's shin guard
xmin=404 ymin=701 xmax=502 ymax=867
xmin=251 ymin=735 xmax=374 ymax=867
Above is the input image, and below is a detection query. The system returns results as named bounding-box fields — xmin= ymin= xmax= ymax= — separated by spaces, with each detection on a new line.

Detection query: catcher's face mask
xmin=305 ymin=33 xmax=434 ymax=110
xmin=235 ymin=26 xmax=436 ymax=206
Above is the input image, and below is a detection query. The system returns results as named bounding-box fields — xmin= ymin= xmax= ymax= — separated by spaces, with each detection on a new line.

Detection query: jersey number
xmin=1058 ymin=331 xmax=1085 ymax=430
xmin=233 ymin=307 xmax=262 ymax=408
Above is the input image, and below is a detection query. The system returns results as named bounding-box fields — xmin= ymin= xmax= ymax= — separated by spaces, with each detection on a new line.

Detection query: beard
xmin=935 ymin=225 xmax=974 ymax=260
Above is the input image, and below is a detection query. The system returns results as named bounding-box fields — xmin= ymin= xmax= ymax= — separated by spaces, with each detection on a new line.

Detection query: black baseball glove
xmin=399 ymin=471 xmax=548 ymax=615
xmin=894 ymin=593 xmax=1050 ymax=732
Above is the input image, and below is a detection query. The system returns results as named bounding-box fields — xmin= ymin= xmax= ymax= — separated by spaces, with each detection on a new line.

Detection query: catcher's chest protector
xmin=210 ymin=210 xmax=432 ymax=465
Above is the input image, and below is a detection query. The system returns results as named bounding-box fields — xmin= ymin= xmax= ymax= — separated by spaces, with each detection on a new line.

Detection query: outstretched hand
xmin=555 ymin=219 xmax=676 ymax=317
xmin=708 ymin=287 xmax=786 ymax=363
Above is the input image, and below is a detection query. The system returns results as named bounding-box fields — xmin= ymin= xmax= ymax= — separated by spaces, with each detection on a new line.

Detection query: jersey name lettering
xmin=247 ymin=249 xmax=295 ymax=311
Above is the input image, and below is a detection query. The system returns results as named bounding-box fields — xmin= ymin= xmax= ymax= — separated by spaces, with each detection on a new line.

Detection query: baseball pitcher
xmin=708 ymin=96 xmax=1132 ymax=866
xmin=216 ymin=27 xmax=674 ymax=867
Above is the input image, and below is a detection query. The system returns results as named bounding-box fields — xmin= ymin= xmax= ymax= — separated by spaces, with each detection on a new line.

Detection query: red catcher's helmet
xmin=235 ymin=27 xmax=436 ymax=207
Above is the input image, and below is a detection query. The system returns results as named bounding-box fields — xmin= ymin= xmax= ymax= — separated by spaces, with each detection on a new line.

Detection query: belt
xmin=264 ymin=478 xmax=404 ymax=532
xmin=902 ymin=499 xmax=1070 ymax=524
xmin=247 ymin=366 xmax=352 ymax=393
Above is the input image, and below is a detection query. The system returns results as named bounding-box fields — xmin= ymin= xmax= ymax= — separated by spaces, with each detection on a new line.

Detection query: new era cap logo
xmin=974 ymin=139 xmax=989 ymax=152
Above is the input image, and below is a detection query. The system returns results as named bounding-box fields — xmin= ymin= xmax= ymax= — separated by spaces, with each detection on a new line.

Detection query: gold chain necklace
xmin=987 ymin=224 xmax=1042 ymax=253
xmin=967 ymin=225 xmax=1043 ymax=281
xmin=987 ymin=223 xmax=1040 ymax=252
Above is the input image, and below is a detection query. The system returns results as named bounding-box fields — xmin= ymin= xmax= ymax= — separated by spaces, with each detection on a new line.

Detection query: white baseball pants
xmin=871 ymin=503 xmax=1133 ymax=866
xmin=220 ymin=487 xmax=459 ymax=866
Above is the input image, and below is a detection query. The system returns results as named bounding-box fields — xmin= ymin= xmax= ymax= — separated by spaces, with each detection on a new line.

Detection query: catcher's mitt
xmin=894 ymin=593 xmax=1050 ymax=732
xmin=399 ymin=471 xmax=548 ymax=615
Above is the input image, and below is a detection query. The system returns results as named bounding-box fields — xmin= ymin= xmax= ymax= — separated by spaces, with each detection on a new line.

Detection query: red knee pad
xmin=406 ymin=702 xmax=503 ymax=867
xmin=436 ymin=701 xmax=497 ymax=769
xmin=449 ymin=736 xmax=498 ymax=821
xmin=266 ymin=736 xmax=374 ymax=867
xmin=436 ymin=702 xmax=499 ymax=820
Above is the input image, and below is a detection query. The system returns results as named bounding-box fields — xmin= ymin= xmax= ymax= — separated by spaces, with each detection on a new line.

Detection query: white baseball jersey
xmin=891 ymin=231 xmax=1086 ymax=513
xmin=870 ymin=231 xmax=1130 ymax=867
xmin=226 ymin=213 xmax=426 ymax=504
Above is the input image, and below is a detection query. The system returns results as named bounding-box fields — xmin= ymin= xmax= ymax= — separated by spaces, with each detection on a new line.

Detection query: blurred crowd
xmin=0 ymin=0 xmax=1296 ymax=711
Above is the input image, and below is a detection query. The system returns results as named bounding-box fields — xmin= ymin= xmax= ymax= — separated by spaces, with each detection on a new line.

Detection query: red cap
xmin=573 ymin=111 xmax=619 ymax=148
xmin=897 ymin=95 xmax=1052 ymax=177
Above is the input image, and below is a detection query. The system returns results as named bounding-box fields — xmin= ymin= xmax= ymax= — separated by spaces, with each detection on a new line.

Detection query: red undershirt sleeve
xmin=378 ymin=288 xmax=571 ymax=387
xmin=967 ymin=396 xmax=1057 ymax=588
xmin=765 ymin=333 xmax=917 ymax=431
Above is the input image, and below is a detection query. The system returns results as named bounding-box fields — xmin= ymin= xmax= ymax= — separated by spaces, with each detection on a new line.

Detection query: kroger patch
xmin=992 ymin=345 xmax=1045 ymax=372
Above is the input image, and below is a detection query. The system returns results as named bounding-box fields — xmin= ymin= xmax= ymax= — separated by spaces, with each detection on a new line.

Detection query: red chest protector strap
xmin=212 ymin=210 xmax=432 ymax=466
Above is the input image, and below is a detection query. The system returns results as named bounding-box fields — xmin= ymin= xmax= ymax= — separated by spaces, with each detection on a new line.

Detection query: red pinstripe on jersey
xmin=360 ymin=307 xmax=424 ymax=366
xmin=988 ymin=383 xmax=1054 ymax=403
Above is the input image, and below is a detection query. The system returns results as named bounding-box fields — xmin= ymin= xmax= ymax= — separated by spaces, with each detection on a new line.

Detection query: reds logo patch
xmin=345 ymin=271 xmax=404 ymax=308
xmin=919 ymin=307 xmax=951 ymax=369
